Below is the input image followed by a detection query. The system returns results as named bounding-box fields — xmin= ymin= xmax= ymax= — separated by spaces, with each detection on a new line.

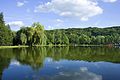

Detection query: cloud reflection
xmin=42 ymin=67 xmax=102 ymax=80
xmin=10 ymin=60 xmax=20 ymax=66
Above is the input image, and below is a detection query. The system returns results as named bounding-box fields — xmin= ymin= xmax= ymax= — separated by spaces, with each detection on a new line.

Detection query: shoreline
xmin=0 ymin=46 xmax=29 ymax=49
xmin=0 ymin=45 xmax=113 ymax=49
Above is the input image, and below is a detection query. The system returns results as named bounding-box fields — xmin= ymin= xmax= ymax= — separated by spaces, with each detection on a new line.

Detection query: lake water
xmin=0 ymin=46 xmax=120 ymax=80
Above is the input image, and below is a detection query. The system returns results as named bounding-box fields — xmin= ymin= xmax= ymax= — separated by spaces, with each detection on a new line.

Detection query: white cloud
xmin=47 ymin=26 xmax=54 ymax=30
xmin=34 ymin=0 xmax=103 ymax=21
xmin=56 ymin=19 xmax=64 ymax=23
xmin=8 ymin=21 xmax=25 ymax=27
xmin=17 ymin=2 xmax=25 ymax=7
xmin=102 ymin=0 xmax=117 ymax=3
xmin=17 ymin=1 xmax=28 ymax=7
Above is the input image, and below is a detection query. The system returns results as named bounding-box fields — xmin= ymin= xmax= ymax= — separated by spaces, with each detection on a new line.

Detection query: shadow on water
xmin=0 ymin=46 xmax=120 ymax=80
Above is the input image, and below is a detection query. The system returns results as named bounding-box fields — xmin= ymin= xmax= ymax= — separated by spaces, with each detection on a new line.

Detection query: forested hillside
xmin=46 ymin=27 xmax=120 ymax=45
xmin=0 ymin=12 xmax=120 ymax=46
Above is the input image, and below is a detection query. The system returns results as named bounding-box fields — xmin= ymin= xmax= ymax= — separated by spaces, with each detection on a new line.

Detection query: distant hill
xmin=46 ymin=26 xmax=120 ymax=45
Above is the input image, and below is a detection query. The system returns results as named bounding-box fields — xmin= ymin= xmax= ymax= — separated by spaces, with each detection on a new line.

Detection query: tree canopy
xmin=13 ymin=22 xmax=47 ymax=46
xmin=46 ymin=27 xmax=120 ymax=45
xmin=0 ymin=13 xmax=13 ymax=46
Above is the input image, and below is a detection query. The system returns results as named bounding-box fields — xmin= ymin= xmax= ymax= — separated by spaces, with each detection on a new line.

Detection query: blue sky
xmin=0 ymin=0 xmax=120 ymax=31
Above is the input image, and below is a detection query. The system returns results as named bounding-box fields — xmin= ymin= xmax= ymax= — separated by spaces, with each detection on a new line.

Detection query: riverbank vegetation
xmin=0 ymin=12 xmax=120 ymax=46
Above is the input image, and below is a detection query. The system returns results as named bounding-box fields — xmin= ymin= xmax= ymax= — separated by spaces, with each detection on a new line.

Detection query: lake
xmin=0 ymin=46 xmax=120 ymax=80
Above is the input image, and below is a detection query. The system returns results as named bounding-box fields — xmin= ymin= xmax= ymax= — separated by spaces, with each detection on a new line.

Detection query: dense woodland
xmin=0 ymin=12 xmax=120 ymax=46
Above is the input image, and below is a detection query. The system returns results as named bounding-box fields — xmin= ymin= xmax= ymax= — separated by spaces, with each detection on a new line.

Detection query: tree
xmin=14 ymin=22 xmax=47 ymax=46
xmin=26 ymin=27 xmax=34 ymax=46
xmin=20 ymin=33 xmax=27 ymax=45
xmin=32 ymin=22 xmax=47 ymax=45
xmin=69 ymin=34 xmax=79 ymax=45
xmin=95 ymin=36 xmax=105 ymax=44
xmin=79 ymin=34 xmax=91 ymax=44
xmin=105 ymin=35 xmax=113 ymax=44
xmin=54 ymin=30 xmax=62 ymax=45
xmin=91 ymin=36 xmax=96 ymax=44
xmin=61 ymin=33 xmax=69 ymax=45
xmin=0 ymin=12 xmax=13 ymax=46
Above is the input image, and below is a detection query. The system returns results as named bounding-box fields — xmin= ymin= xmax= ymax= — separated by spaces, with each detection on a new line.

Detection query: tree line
xmin=46 ymin=27 xmax=120 ymax=46
xmin=0 ymin=12 xmax=120 ymax=46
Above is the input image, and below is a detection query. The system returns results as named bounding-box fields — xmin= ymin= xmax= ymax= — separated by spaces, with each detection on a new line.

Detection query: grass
xmin=0 ymin=45 xmax=67 ymax=49
xmin=0 ymin=46 xmax=29 ymax=49
xmin=0 ymin=44 xmax=111 ymax=49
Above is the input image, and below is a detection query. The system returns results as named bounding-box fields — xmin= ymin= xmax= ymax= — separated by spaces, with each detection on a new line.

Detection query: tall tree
xmin=20 ymin=33 xmax=27 ymax=45
xmin=14 ymin=22 xmax=47 ymax=46
xmin=32 ymin=22 xmax=47 ymax=45
xmin=79 ymin=34 xmax=91 ymax=44
xmin=0 ymin=12 xmax=13 ymax=46
xmin=61 ymin=33 xmax=69 ymax=45
xmin=26 ymin=27 xmax=34 ymax=46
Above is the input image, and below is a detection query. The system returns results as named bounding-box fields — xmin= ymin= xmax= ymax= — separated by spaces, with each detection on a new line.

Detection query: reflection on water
xmin=0 ymin=47 xmax=120 ymax=80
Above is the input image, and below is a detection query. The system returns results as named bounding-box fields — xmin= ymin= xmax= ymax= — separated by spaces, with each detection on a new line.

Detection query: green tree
xmin=26 ymin=27 xmax=34 ymax=46
xmin=32 ymin=22 xmax=47 ymax=45
xmin=69 ymin=34 xmax=79 ymax=45
xmin=95 ymin=36 xmax=105 ymax=44
xmin=79 ymin=34 xmax=91 ymax=44
xmin=61 ymin=33 xmax=69 ymax=45
xmin=91 ymin=36 xmax=96 ymax=44
xmin=54 ymin=30 xmax=62 ymax=45
xmin=0 ymin=12 xmax=13 ymax=46
xmin=14 ymin=22 xmax=47 ymax=46
xmin=20 ymin=33 xmax=27 ymax=45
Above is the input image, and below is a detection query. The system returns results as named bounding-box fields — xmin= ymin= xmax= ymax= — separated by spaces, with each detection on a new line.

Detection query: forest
xmin=0 ymin=12 xmax=120 ymax=46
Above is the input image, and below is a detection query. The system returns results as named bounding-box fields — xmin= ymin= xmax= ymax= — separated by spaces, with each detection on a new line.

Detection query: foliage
xmin=13 ymin=23 xmax=47 ymax=46
xmin=0 ymin=13 xmax=13 ymax=46
xmin=46 ymin=27 xmax=120 ymax=45
xmin=20 ymin=33 xmax=27 ymax=45
xmin=46 ymin=30 xmax=69 ymax=45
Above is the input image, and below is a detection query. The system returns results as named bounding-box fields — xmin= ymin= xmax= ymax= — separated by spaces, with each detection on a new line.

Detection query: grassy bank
xmin=0 ymin=44 xmax=111 ymax=49
xmin=0 ymin=45 xmax=67 ymax=49
xmin=0 ymin=46 xmax=29 ymax=49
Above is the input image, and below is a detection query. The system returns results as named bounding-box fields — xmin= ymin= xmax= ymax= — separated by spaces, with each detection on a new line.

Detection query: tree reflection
xmin=13 ymin=47 xmax=47 ymax=69
xmin=0 ymin=46 xmax=120 ymax=79
xmin=0 ymin=49 xmax=14 ymax=79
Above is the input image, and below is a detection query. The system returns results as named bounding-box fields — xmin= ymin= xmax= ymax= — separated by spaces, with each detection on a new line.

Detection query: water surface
xmin=0 ymin=47 xmax=120 ymax=80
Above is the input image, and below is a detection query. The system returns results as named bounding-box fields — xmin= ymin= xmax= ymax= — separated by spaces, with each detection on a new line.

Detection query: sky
xmin=0 ymin=0 xmax=120 ymax=31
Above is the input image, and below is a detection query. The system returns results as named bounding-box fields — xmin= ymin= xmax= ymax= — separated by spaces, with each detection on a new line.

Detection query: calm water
xmin=0 ymin=46 xmax=120 ymax=80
